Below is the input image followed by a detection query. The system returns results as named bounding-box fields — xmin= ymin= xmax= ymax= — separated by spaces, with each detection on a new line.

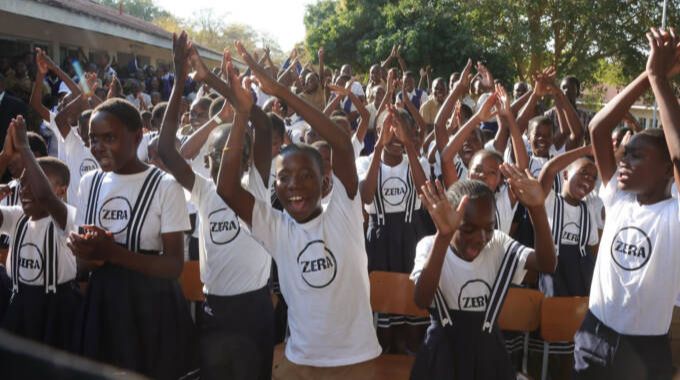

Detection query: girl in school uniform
xmin=219 ymin=41 xmax=381 ymax=379
xmin=1 ymin=116 xmax=80 ymax=351
xmin=66 ymin=95 xmax=196 ymax=378
xmin=356 ymin=102 xmax=431 ymax=350
xmin=441 ymin=85 xmax=529 ymax=235
xmin=573 ymin=29 xmax=680 ymax=380
xmin=158 ymin=35 xmax=274 ymax=380
xmin=410 ymin=167 xmax=557 ymax=380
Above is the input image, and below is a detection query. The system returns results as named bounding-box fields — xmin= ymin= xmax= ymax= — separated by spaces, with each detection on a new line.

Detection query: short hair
xmin=207 ymin=124 xmax=252 ymax=165
xmin=192 ymin=96 xmax=212 ymax=111
xmin=79 ymin=109 xmax=92 ymax=126
xmin=403 ymin=70 xmax=415 ymax=79
xmin=445 ymin=179 xmax=495 ymax=211
xmin=567 ymin=156 xmax=596 ymax=174
xmin=637 ymin=128 xmax=670 ymax=162
xmin=562 ymin=75 xmax=580 ymax=91
xmin=337 ymin=74 xmax=351 ymax=83
xmin=94 ymin=98 xmax=143 ymax=131
xmin=528 ymin=116 xmax=553 ymax=136
xmin=141 ymin=110 xmax=151 ymax=121
xmin=279 ymin=143 xmax=323 ymax=174
xmin=151 ymin=102 xmax=168 ymax=122
xmin=37 ymin=156 xmax=70 ymax=187
xmin=471 ymin=149 xmax=503 ymax=167
xmin=27 ymin=132 xmax=47 ymax=157
xmin=433 ymin=77 xmax=445 ymax=87
xmin=268 ymin=113 xmax=285 ymax=140
xmin=209 ymin=97 xmax=227 ymax=119
xmin=459 ymin=104 xmax=473 ymax=121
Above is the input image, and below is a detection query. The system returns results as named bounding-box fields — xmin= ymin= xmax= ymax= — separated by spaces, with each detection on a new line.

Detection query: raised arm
xmin=250 ymin=102 xmax=273 ymax=184
xmin=538 ymin=145 xmax=592 ymax=196
xmin=500 ymin=164 xmax=556 ymax=273
xmin=359 ymin=124 xmax=392 ymax=204
xmin=11 ymin=116 xmax=68 ymax=228
xmin=29 ymin=55 xmax=50 ymax=123
xmin=158 ymin=31 xmax=195 ymax=191
xmin=434 ymin=60 xmax=473 ymax=154
xmin=647 ymin=28 xmax=680 ymax=190
xmin=236 ymin=41 xmax=359 ymax=198
xmin=390 ymin=104 xmax=428 ymax=195
xmin=380 ymin=45 xmax=397 ymax=70
xmin=38 ymin=48 xmax=81 ymax=97
xmin=318 ymin=47 xmax=325 ymax=89
xmin=553 ymin=85 xmax=584 ymax=151
xmin=400 ymin=82 xmax=428 ymax=148
xmin=516 ymin=67 xmax=555 ymax=134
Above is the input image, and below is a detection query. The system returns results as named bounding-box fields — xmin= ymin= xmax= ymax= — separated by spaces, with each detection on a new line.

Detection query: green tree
xmin=98 ymin=0 xmax=169 ymax=21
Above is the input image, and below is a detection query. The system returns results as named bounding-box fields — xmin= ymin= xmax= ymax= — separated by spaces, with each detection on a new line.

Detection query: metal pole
xmin=652 ymin=0 xmax=669 ymax=128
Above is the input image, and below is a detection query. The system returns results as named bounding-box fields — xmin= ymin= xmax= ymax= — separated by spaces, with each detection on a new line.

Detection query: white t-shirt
xmin=544 ymin=190 xmax=599 ymax=249
xmin=1 ymin=205 xmax=77 ymax=285
xmin=589 ymin=175 xmax=680 ymax=335
xmin=356 ymin=154 xmax=429 ymax=215
xmin=76 ymin=168 xmax=191 ymax=251
xmin=137 ymin=131 xmax=157 ymax=163
xmin=47 ymin=112 xmax=99 ymax=205
xmin=191 ymin=171 xmax=270 ymax=296
xmin=350 ymin=81 xmax=365 ymax=97
xmin=251 ymin=184 xmax=381 ymax=366
xmin=411 ymin=231 xmax=530 ymax=311
xmin=495 ymin=186 xmax=517 ymax=235
xmin=351 ymin=134 xmax=364 ymax=158
xmin=125 ymin=93 xmax=152 ymax=110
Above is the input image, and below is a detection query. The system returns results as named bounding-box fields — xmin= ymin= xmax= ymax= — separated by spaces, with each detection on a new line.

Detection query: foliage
xmin=97 ymin=0 xmax=169 ymax=21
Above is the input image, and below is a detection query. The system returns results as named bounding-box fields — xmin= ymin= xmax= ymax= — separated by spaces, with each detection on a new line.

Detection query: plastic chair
xmin=539 ymin=297 xmax=589 ymax=380
xmin=498 ymin=287 xmax=544 ymax=375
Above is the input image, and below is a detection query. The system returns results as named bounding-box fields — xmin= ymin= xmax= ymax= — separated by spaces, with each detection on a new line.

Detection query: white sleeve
xmin=598 ymin=173 xmax=629 ymax=209
xmin=251 ymin=198 xmax=283 ymax=258
xmin=246 ymin=165 xmax=270 ymax=202
xmin=356 ymin=156 xmax=372 ymax=181
xmin=410 ymin=235 xmax=435 ymax=283
xmin=189 ymin=173 xmax=210 ymax=207
xmin=351 ymin=134 xmax=364 ymax=158
xmin=159 ymin=176 xmax=191 ymax=234
xmin=0 ymin=206 xmax=22 ymax=235
xmin=75 ymin=172 xmax=94 ymax=226
xmin=497 ymin=232 xmax=532 ymax=285
xmin=351 ymin=81 xmax=365 ymax=97
xmin=54 ymin=205 xmax=77 ymax=237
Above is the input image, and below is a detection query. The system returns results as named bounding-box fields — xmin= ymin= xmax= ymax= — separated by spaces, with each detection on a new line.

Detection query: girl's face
xmin=89 ymin=111 xmax=142 ymax=172
xmin=530 ymin=123 xmax=553 ymax=157
xmin=275 ymin=151 xmax=323 ymax=223
xmin=469 ymin=155 xmax=502 ymax=191
xmin=189 ymin=103 xmax=209 ymax=129
xmin=564 ymin=159 xmax=597 ymax=202
xmin=618 ymin=134 xmax=672 ymax=194
xmin=452 ymin=197 xmax=495 ymax=262
xmin=460 ymin=133 xmax=483 ymax=167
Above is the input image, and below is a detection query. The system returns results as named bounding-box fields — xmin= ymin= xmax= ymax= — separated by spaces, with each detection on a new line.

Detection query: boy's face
xmin=564 ymin=159 xmax=597 ymax=201
xmin=433 ymin=80 xmax=447 ymax=103
xmin=403 ymin=76 xmax=415 ymax=93
xmin=452 ymin=197 xmax=495 ymax=262
xmin=189 ymin=103 xmax=209 ymax=129
xmin=618 ymin=134 xmax=672 ymax=194
xmin=461 ymin=133 xmax=483 ymax=167
xmin=469 ymin=155 xmax=502 ymax=191
xmin=530 ymin=123 xmax=553 ymax=158
xmin=19 ymin=172 xmax=65 ymax=217
xmin=275 ymin=151 xmax=323 ymax=223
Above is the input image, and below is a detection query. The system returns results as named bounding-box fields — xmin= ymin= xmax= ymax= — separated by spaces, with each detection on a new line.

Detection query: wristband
xmin=214 ymin=115 xmax=224 ymax=125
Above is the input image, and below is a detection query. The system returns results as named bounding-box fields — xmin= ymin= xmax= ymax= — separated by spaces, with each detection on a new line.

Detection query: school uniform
xmin=73 ymin=167 xmax=197 ymax=380
xmin=192 ymin=169 xmax=273 ymax=380
xmin=495 ymin=186 xmax=517 ymax=235
xmin=137 ymin=131 xmax=157 ymax=163
xmin=251 ymin=177 xmax=382 ymax=368
xmin=427 ymin=141 xmax=468 ymax=182
xmin=573 ymin=175 xmax=679 ymax=380
xmin=1 ymin=205 xmax=80 ymax=351
xmin=357 ymin=154 xmax=432 ymax=327
xmin=0 ymin=180 xmax=21 ymax=320
xmin=410 ymin=231 xmax=531 ymax=380
xmin=46 ymin=112 xmax=99 ymax=205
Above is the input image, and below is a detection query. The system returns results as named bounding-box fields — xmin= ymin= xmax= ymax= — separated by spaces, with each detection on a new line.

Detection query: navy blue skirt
xmin=2 ymin=281 xmax=81 ymax=352
xmin=411 ymin=311 xmax=515 ymax=380
xmin=547 ymin=244 xmax=594 ymax=297
xmin=74 ymin=263 xmax=198 ymax=380
xmin=0 ymin=266 xmax=11 ymax=321
xmin=200 ymin=286 xmax=274 ymax=380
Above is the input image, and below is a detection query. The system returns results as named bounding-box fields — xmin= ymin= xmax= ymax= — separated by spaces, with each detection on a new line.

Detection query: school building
xmin=0 ymin=0 xmax=223 ymax=71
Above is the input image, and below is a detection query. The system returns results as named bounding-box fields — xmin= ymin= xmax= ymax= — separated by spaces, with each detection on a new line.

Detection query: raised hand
xmin=235 ymin=40 xmax=281 ymax=95
xmin=35 ymin=48 xmax=49 ymax=76
xmin=419 ymin=179 xmax=468 ymax=236
xmin=499 ymin=163 xmax=545 ymax=207
xmin=476 ymin=61 xmax=494 ymax=90
xmin=172 ymin=31 xmax=192 ymax=78
xmin=476 ymin=91 xmax=498 ymax=120
xmin=495 ymin=83 xmax=512 ymax=117
xmin=375 ymin=117 xmax=394 ymax=150
xmin=188 ymin=45 xmax=210 ymax=83
xmin=386 ymin=104 xmax=412 ymax=146
xmin=9 ymin=115 xmax=29 ymax=151
xmin=647 ymin=27 xmax=680 ymax=78
xmin=454 ymin=59 xmax=474 ymax=91
xmin=223 ymin=50 xmax=253 ymax=114
xmin=327 ymin=83 xmax=349 ymax=97
xmin=85 ymin=72 xmax=99 ymax=93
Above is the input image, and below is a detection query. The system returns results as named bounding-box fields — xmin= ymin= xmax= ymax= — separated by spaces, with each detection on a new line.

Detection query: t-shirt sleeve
xmin=0 ymin=206 xmax=22 ymax=235
xmin=190 ymin=173 xmax=210 ymax=207
xmin=410 ymin=235 xmax=434 ymax=283
xmin=251 ymin=198 xmax=283 ymax=258
xmin=54 ymin=205 xmax=77 ymax=237
xmin=351 ymin=134 xmax=364 ymax=158
xmin=497 ymin=232 xmax=532 ymax=285
xmin=351 ymin=81 xmax=365 ymax=97
xmin=75 ymin=172 xmax=93 ymax=226
xmin=246 ymin=165 xmax=270 ymax=203
xmin=356 ymin=156 xmax=371 ymax=181
xmin=598 ymin=172 xmax=628 ymax=209
xmin=587 ymin=205 xmax=600 ymax=246
xmin=159 ymin=176 xmax=191 ymax=234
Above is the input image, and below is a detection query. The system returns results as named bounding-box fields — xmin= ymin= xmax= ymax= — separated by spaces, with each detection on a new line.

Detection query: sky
xmin=155 ymin=0 xmax=312 ymax=52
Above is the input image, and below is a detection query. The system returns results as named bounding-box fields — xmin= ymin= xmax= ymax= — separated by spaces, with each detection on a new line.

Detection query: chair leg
xmin=522 ymin=331 xmax=529 ymax=374
xmin=541 ymin=342 xmax=549 ymax=380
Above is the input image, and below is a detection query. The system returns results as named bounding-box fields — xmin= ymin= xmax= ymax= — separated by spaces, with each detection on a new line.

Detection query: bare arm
xmin=538 ymin=145 xmax=592 ymax=196
xmin=434 ymin=60 xmax=472 ymax=153
xmin=29 ymin=69 xmax=50 ymax=123
xmin=250 ymin=104 xmax=273 ymax=184
xmin=554 ymin=89 xmax=584 ymax=151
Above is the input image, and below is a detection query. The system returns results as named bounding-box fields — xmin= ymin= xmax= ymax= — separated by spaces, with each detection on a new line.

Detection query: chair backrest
xmin=179 ymin=260 xmax=204 ymax=302
xmin=369 ymin=271 xmax=429 ymax=318
xmin=540 ymin=296 xmax=589 ymax=342
xmin=498 ymin=287 xmax=543 ymax=332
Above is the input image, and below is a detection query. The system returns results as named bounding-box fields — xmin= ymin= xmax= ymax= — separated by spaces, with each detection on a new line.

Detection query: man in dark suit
xmin=0 ymin=73 xmax=28 ymax=148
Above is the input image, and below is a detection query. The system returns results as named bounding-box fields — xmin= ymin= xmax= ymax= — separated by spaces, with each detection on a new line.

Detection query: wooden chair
xmin=0 ymin=248 xmax=7 ymax=267
xmin=179 ymin=260 xmax=204 ymax=302
xmin=539 ymin=297 xmax=589 ymax=380
xmin=498 ymin=287 xmax=544 ymax=375
xmin=369 ymin=271 xmax=429 ymax=380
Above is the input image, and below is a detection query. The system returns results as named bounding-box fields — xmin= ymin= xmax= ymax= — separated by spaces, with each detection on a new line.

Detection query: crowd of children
xmin=0 ymin=26 xmax=679 ymax=380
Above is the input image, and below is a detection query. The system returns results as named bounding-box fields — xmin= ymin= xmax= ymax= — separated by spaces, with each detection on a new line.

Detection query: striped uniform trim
xmin=430 ymin=287 xmax=453 ymax=327
xmin=0 ymin=182 xmax=21 ymax=247
xmin=84 ymin=171 xmax=106 ymax=225
xmin=482 ymin=241 xmax=525 ymax=333
xmin=10 ymin=215 xmax=30 ymax=293
xmin=403 ymin=163 xmax=417 ymax=223
xmin=42 ymin=222 xmax=57 ymax=294
xmin=551 ymin=194 xmax=591 ymax=259
xmin=373 ymin=162 xmax=419 ymax=226
xmin=529 ymin=338 xmax=575 ymax=354
xmin=529 ymin=154 xmax=562 ymax=192
xmin=455 ymin=160 xmax=465 ymax=179
xmin=373 ymin=164 xmax=386 ymax=226
xmin=125 ymin=168 xmax=164 ymax=252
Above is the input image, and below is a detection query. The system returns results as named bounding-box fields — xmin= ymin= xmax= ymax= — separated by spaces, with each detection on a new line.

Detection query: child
xmin=66 ymin=95 xmax=196 ymax=378
xmin=410 ymin=166 xmax=556 ymax=380
xmin=572 ymin=29 xmax=680 ymax=380
xmin=158 ymin=36 xmax=274 ymax=380
xmin=219 ymin=41 xmax=381 ymax=378
xmin=1 ymin=116 xmax=80 ymax=351
xmin=537 ymin=145 xmax=599 ymax=297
